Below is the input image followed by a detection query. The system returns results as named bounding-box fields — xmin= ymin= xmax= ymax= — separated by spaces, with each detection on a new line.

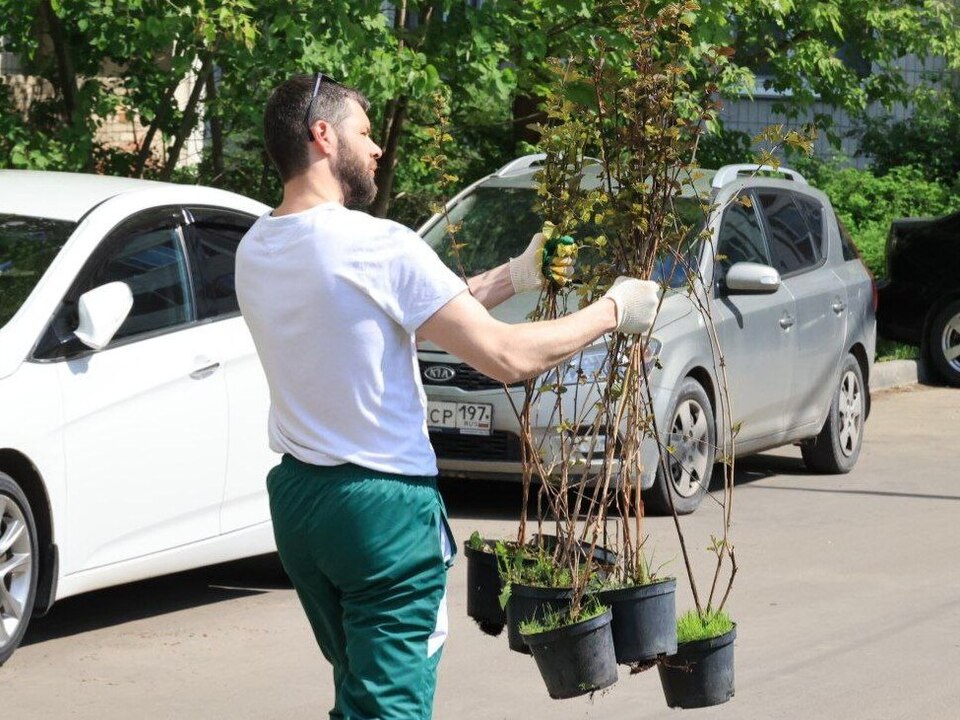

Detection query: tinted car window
xmin=793 ymin=194 xmax=825 ymax=259
xmin=757 ymin=190 xmax=819 ymax=275
xmin=91 ymin=218 xmax=193 ymax=340
xmin=0 ymin=214 xmax=76 ymax=329
xmin=186 ymin=207 xmax=255 ymax=319
xmin=837 ymin=218 xmax=860 ymax=262
xmin=716 ymin=197 xmax=769 ymax=271
xmin=35 ymin=208 xmax=192 ymax=359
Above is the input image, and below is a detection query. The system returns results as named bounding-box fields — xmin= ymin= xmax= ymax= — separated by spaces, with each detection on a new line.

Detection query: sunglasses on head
xmin=304 ymin=72 xmax=341 ymax=140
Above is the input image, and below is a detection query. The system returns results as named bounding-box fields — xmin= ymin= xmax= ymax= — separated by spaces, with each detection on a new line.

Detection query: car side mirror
xmin=724 ymin=262 xmax=781 ymax=294
xmin=74 ymin=281 xmax=134 ymax=351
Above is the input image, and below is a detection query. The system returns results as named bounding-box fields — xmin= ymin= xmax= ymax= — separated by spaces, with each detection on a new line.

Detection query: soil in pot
xmin=598 ymin=577 xmax=677 ymax=664
xmin=657 ymin=625 xmax=736 ymax=709
xmin=463 ymin=542 xmax=506 ymax=636
xmin=523 ymin=607 xmax=618 ymax=699
xmin=505 ymin=583 xmax=572 ymax=654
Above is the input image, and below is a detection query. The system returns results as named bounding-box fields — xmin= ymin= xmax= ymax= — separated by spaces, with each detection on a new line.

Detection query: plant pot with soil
xmin=521 ymin=600 xmax=618 ymax=699
xmin=598 ymin=575 xmax=677 ymax=665
xmin=658 ymin=609 xmax=736 ymax=709
xmin=500 ymin=544 xmax=575 ymax=654
xmin=463 ymin=532 xmax=508 ymax=636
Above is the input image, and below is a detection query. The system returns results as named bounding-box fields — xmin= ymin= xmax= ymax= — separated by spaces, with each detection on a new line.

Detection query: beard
xmin=332 ymin=141 xmax=377 ymax=208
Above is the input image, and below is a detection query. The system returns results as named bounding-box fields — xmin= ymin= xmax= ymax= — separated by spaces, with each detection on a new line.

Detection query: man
xmin=235 ymin=73 xmax=659 ymax=720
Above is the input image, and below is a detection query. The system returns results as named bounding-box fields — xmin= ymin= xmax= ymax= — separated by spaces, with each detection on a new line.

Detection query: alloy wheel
xmin=0 ymin=495 xmax=33 ymax=650
xmin=837 ymin=369 xmax=863 ymax=458
xmin=667 ymin=399 xmax=711 ymax=498
xmin=939 ymin=311 xmax=960 ymax=376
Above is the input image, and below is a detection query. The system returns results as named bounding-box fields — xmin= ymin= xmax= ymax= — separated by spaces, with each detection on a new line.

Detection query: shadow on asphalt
xmin=746 ymin=485 xmax=960 ymax=501
xmin=23 ymin=553 xmax=290 ymax=647
xmin=25 ymin=453 xmax=816 ymax=647
xmin=439 ymin=451 xmax=811 ymax=520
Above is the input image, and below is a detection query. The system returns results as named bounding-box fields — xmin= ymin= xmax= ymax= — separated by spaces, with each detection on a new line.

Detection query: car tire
xmin=801 ymin=354 xmax=865 ymax=474
xmin=925 ymin=299 xmax=960 ymax=386
xmin=645 ymin=378 xmax=715 ymax=516
xmin=0 ymin=472 xmax=39 ymax=667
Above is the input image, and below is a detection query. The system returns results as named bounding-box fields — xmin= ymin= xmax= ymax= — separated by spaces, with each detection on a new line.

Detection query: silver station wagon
xmin=417 ymin=155 xmax=877 ymax=514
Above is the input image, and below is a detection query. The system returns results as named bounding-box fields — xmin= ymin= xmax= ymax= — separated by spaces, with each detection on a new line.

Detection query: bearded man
xmin=235 ymin=73 xmax=659 ymax=719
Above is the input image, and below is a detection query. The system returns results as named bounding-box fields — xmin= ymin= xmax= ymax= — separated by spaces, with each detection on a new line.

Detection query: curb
xmin=871 ymin=358 xmax=926 ymax=391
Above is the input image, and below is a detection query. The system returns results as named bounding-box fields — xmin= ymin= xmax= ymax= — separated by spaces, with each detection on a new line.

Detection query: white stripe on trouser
xmin=427 ymin=523 xmax=453 ymax=657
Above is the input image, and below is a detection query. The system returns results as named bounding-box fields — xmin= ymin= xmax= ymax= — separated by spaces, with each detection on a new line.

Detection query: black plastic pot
xmin=657 ymin=625 xmax=736 ymax=709
xmin=598 ymin=578 xmax=677 ymax=664
xmin=532 ymin=533 xmax=617 ymax=568
xmin=505 ymin=583 xmax=571 ymax=654
xmin=523 ymin=608 xmax=618 ymax=699
xmin=463 ymin=543 xmax=506 ymax=636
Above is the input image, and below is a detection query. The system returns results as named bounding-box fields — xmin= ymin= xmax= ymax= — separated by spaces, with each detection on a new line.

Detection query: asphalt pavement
xmin=4 ymin=382 xmax=958 ymax=720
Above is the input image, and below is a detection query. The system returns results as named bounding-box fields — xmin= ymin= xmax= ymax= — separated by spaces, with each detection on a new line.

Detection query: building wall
xmin=0 ymin=45 xmax=205 ymax=170
xmin=719 ymin=55 xmax=950 ymax=167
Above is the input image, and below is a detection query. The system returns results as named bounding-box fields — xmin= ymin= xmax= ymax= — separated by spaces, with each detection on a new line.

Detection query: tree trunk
xmin=135 ymin=79 xmax=179 ymax=177
xmin=370 ymin=96 xmax=408 ymax=218
xmin=512 ymin=93 xmax=545 ymax=150
xmin=160 ymin=54 xmax=214 ymax=181
xmin=205 ymin=69 xmax=224 ymax=180
xmin=40 ymin=0 xmax=78 ymax=125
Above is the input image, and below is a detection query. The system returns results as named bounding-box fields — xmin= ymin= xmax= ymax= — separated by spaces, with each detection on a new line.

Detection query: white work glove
xmin=603 ymin=276 xmax=660 ymax=334
xmin=508 ymin=227 xmax=577 ymax=293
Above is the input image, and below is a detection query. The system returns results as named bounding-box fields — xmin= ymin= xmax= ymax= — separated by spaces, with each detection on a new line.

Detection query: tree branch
xmin=40 ymin=0 xmax=79 ymax=124
xmin=160 ymin=53 xmax=214 ymax=181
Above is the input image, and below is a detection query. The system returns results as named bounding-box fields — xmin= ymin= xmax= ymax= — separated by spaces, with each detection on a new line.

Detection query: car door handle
xmin=779 ymin=314 xmax=795 ymax=329
xmin=190 ymin=362 xmax=221 ymax=380
xmin=832 ymin=300 xmax=846 ymax=314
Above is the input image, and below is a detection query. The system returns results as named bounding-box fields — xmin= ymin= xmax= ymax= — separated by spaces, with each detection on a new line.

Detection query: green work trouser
xmin=267 ymin=455 xmax=455 ymax=720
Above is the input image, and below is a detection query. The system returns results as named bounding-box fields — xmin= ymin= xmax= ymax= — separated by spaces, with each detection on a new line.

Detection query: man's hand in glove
xmin=508 ymin=222 xmax=578 ymax=293
xmin=603 ymin=276 xmax=661 ymax=334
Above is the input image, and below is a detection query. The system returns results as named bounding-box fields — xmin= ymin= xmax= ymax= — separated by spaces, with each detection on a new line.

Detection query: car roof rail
xmin=495 ymin=153 xmax=603 ymax=177
xmin=711 ymin=163 xmax=807 ymax=188
xmin=495 ymin=154 xmax=547 ymax=176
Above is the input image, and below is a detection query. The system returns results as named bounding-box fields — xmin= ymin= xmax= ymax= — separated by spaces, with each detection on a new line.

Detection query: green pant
xmin=267 ymin=455 xmax=455 ymax=720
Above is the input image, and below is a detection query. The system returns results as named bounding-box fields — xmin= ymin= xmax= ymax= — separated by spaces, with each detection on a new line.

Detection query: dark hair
xmin=263 ymin=75 xmax=370 ymax=183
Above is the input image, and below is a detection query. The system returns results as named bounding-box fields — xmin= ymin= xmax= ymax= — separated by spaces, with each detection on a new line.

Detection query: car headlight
xmin=559 ymin=345 xmax=609 ymax=385
xmin=559 ymin=338 xmax=661 ymax=386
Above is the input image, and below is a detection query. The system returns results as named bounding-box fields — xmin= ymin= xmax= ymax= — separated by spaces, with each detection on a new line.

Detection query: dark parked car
xmin=876 ymin=211 xmax=960 ymax=385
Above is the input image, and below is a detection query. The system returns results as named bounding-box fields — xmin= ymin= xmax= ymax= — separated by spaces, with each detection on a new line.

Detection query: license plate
xmin=427 ymin=401 xmax=493 ymax=435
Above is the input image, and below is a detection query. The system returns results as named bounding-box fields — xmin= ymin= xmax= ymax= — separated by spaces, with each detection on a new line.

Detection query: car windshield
xmin=0 ymin=214 xmax=76 ymax=329
xmin=421 ymin=186 xmax=705 ymax=287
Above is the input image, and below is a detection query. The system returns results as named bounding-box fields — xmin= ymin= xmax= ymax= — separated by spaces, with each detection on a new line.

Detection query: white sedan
xmin=0 ymin=171 xmax=278 ymax=665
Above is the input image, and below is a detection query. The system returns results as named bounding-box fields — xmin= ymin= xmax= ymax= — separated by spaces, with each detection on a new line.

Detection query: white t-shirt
xmin=235 ymin=202 xmax=467 ymax=476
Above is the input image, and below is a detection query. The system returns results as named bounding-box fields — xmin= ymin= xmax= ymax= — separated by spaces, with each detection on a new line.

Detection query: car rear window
xmin=793 ymin=194 xmax=825 ymax=259
xmin=837 ymin=218 xmax=860 ymax=262
xmin=757 ymin=191 xmax=821 ymax=275
xmin=0 ymin=214 xmax=76 ymax=329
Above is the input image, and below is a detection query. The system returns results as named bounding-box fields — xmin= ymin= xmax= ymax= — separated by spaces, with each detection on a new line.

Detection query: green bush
xmin=801 ymin=163 xmax=955 ymax=278
xmin=858 ymin=84 xmax=960 ymax=187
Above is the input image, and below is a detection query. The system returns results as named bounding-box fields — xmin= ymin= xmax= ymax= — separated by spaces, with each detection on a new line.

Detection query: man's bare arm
xmin=466 ymin=264 xmax=515 ymax=309
xmin=418 ymin=290 xmax=618 ymax=384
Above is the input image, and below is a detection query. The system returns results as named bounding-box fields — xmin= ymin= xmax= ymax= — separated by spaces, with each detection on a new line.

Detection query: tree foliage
xmin=857 ymin=80 xmax=960 ymax=187
xmin=0 ymin=0 xmax=957 ymax=220
xmin=698 ymin=0 xmax=960 ymax=119
xmin=802 ymin=162 xmax=955 ymax=277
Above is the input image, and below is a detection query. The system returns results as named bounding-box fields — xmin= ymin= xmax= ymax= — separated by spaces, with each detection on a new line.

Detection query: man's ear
xmin=309 ymin=119 xmax=336 ymax=154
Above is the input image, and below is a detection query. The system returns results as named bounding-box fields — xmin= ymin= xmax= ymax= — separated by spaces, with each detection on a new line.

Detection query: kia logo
xmin=424 ymin=365 xmax=456 ymax=382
